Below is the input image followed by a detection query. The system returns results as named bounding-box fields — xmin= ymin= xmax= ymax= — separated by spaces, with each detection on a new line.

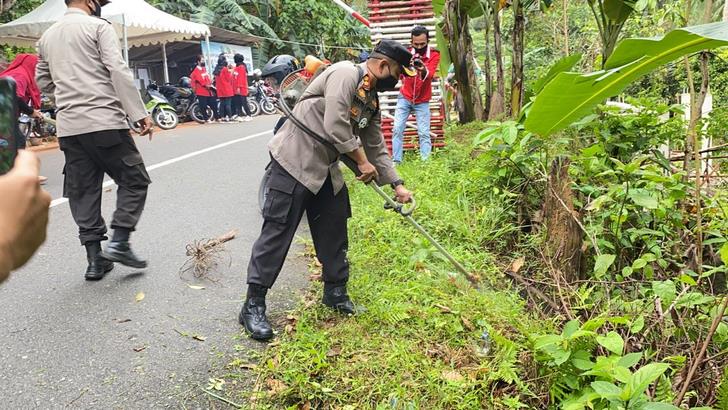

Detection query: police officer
xmin=37 ymin=0 xmax=153 ymax=280
xmin=240 ymin=40 xmax=415 ymax=341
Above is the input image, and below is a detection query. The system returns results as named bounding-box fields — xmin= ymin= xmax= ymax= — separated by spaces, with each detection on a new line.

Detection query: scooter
xmin=249 ymin=79 xmax=277 ymax=116
xmin=144 ymin=83 xmax=179 ymax=130
xmin=159 ymin=84 xmax=203 ymax=124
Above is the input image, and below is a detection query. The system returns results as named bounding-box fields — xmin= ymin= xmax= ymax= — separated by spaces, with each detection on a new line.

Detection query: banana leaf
xmin=524 ymin=21 xmax=728 ymax=137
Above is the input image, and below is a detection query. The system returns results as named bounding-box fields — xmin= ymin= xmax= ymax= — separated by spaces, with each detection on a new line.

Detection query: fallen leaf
xmin=435 ymin=304 xmax=453 ymax=313
xmin=509 ymin=257 xmax=525 ymax=273
xmin=104 ymin=188 xmax=112 ymax=193
xmin=266 ymin=378 xmax=287 ymax=396
xmin=326 ymin=346 xmax=342 ymax=357
xmin=313 ymin=258 xmax=322 ymax=267
xmin=441 ymin=370 xmax=464 ymax=383
xmin=192 ymin=335 xmax=207 ymax=342
xmin=135 ymin=292 xmax=145 ymax=302
xmin=299 ymin=401 xmax=311 ymax=410
xmin=461 ymin=316 xmax=475 ymax=331
xmin=308 ymin=273 xmax=322 ymax=282
xmin=186 ymin=284 xmax=206 ymax=290
xmin=133 ymin=346 xmax=147 ymax=353
xmin=116 ymin=318 xmax=131 ymax=324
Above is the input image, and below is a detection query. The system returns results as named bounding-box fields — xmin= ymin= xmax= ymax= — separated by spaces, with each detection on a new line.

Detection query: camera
xmin=413 ymin=58 xmax=424 ymax=69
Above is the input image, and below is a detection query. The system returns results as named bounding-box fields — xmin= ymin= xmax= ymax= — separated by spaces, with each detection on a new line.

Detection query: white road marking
xmin=49 ymin=130 xmax=273 ymax=208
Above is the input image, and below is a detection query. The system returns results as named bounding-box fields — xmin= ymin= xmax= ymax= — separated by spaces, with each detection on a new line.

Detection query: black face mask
xmin=199 ymin=62 xmax=206 ymax=68
xmin=414 ymin=46 xmax=428 ymax=56
xmin=375 ymin=65 xmax=398 ymax=92
xmin=90 ymin=0 xmax=102 ymax=17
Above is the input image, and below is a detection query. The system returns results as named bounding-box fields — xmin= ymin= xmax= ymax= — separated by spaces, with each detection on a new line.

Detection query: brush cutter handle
xmin=384 ymin=197 xmax=417 ymax=216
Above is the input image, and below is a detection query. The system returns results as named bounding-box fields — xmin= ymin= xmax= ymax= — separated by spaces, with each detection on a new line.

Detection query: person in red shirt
xmin=217 ymin=63 xmax=236 ymax=122
xmin=233 ymin=54 xmax=252 ymax=122
xmin=391 ymin=26 xmax=441 ymax=163
xmin=190 ymin=55 xmax=218 ymax=122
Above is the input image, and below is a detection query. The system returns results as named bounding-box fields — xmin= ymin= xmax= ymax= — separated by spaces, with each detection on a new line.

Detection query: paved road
xmin=0 ymin=117 xmax=310 ymax=408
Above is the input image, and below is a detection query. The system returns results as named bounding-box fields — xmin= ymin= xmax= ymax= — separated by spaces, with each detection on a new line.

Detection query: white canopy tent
xmin=0 ymin=0 xmax=212 ymax=82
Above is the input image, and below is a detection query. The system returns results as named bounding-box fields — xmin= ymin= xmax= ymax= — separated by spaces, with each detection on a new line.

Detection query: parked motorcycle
xmin=248 ymin=79 xmax=277 ymax=116
xmin=144 ymin=83 xmax=179 ymax=130
xmin=158 ymin=78 xmax=209 ymax=124
xmin=18 ymin=95 xmax=57 ymax=145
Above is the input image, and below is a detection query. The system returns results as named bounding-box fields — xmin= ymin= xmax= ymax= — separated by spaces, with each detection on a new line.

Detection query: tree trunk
xmin=1 ymin=0 xmax=17 ymax=13
xmin=483 ymin=6 xmax=493 ymax=120
xmin=490 ymin=5 xmax=506 ymax=119
xmin=444 ymin=0 xmax=484 ymax=123
xmin=510 ymin=0 xmax=525 ymax=117
xmin=544 ymin=157 xmax=583 ymax=283
xmin=562 ymin=0 xmax=570 ymax=55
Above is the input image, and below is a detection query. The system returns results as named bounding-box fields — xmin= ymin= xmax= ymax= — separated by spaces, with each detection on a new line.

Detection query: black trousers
xmin=219 ymin=97 xmax=233 ymax=118
xmin=59 ymin=130 xmax=151 ymax=245
xmin=247 ymin=160 xmax=352 ymax=289
xmin=197 ymin=95 xmax=219 ymax=120
xmin=233 ymin=95 xmax=252 ymax=117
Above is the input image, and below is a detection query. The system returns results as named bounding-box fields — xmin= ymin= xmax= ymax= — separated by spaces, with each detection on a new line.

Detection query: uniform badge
xmin=358 ymin=118 xmax=369 ymax=128
xmin=351 ymin=107 xmax=360 ymax=117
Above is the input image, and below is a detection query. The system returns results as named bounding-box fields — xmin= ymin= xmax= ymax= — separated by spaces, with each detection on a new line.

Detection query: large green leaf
xmin=603 ymin=0 xmax=636 ymax=23
xmin=532 ymin=53 xmax=582 ymax=94
xmin=525 ymin=22 xmax=728 ymax=137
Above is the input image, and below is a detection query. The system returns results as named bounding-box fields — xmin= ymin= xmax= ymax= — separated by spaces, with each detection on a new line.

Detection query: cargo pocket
xmin=263 ymin=169 xmax=297 ymax=224
xmin=120 ymin=152 xmax=151 ymax=186
xmin=61 ymin=164 xmax=76 ymax=198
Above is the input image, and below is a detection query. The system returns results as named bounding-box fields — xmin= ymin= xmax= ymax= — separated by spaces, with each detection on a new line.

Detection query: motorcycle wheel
xmin=190 ymin=102 xmax=212 ymax=124
xmin=248 ymin=100 xmax=261 ymax=117
xmin=258 ymin=163 xmax=272 ymax=214
xmin=261 ymin=100 xmax=276 ymax=115
xmin=154 ymin=108 xmax=179 ymax=130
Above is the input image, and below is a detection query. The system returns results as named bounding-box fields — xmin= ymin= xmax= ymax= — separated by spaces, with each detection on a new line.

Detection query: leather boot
xmin=322 ymin=284 xmax=358 ymax=315
xmin=85 ymin=241 xmax=114 ymax=281
xmin=239 ymin=297 xmax=274 ymax=341
xmin=101 ymin=241 xmax=148 ymax=269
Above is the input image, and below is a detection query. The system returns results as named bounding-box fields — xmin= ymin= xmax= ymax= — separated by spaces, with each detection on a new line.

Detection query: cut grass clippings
xmin=239 ymin=139 xmax=553 ymax=408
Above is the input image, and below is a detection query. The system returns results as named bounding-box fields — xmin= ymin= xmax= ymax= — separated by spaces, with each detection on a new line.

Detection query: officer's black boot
xmin=102 ymin=228 xmax=148 ymax=269
xmin=322 ymin=283 xmax=357 ymax=315
xmin=84 ymin=241 xmax=114 ymax=281
xmin=239 ymin=296 xmax=274 ymax=341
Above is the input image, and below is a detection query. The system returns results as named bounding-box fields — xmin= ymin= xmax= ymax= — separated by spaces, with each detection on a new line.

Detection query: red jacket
xmin=216 ymin=68 xmax=235 ymax=98
xmin=400 ymin=46 xmax=440 ymax=104
xmin=234 ymin=65 xmax=249 ymax=96
xmin=190 ymin=66 xmax=212 ymax=97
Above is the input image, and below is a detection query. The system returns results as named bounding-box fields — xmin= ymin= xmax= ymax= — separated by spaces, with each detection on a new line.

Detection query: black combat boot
xmin=322 ymin=284 xmax=357 ymax=315
xmin=239 ymin=297 xmax=274 ymax=341
xmin=101 ymin=229 xmax=147 ymax=269
xmin=84 ymin=241 xmax=114 ymax=281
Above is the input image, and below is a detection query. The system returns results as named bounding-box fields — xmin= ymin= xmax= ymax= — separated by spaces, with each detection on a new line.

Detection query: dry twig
xmin=179 ymin=230 xmax=238 ymax=281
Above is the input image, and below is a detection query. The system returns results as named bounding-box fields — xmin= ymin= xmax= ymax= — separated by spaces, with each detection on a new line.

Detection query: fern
xmin=654 ymin=374 xmax=674 ymax=404
xmin=717 ymin=367 xmax=728 ymax=410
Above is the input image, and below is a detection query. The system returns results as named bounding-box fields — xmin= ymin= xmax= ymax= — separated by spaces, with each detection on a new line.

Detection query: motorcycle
xmin=248 ymin=79 xmax=277 ymax=116
xmin=158 ymin=83 xmax=209 ymax=124
xmin=18 ymin=95 xmax=57 ymax=146
xmin=144 ymin=83 xmax=179 ymax=130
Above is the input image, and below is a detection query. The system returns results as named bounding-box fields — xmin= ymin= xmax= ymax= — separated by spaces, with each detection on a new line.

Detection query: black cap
xmin=66 ymin=0 xmax=111 ymax=5
xmin=370 ymin=39 xmax=416 ymax=77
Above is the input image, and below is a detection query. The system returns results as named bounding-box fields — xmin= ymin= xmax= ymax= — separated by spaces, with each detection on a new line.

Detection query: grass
xmin=226 ymin=136 xmax=552 ymax=409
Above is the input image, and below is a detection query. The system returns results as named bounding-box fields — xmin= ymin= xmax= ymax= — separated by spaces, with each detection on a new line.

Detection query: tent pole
xmin=162 ymin=42 xmax=169 ymax=84
xmin=205 ymin=35 xmax=212 ymax=69
xmin=122 ymin=13 xmax=129 ymax=66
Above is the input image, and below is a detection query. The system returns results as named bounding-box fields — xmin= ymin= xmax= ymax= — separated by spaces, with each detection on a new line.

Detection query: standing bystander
xmin=391 ymin=25 xmax=440 ymax=164
xmin=232 ymin=54 xmax=252 ymax=122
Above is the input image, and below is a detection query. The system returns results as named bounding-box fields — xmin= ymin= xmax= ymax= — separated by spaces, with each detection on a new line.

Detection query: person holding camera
xmin=391 ymin=25 xmax=441 ymax=164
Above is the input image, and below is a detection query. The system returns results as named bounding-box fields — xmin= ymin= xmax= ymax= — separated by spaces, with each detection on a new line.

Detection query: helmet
xmin=178 ymin=76 xmax=191 ymax=88
xmin=261 ymin=55 xmax=301 ymax=86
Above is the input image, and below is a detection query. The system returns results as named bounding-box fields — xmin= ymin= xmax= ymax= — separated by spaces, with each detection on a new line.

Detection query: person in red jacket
xmin=217 ymin=63 xmax=236 ymax=122
xmin=190 ymin=55 xmax=218 ymax=122
xmin=391 ymin=26 xmax=441 ymax=163
xmin=233 ymin=54 xmax=252 ymax=122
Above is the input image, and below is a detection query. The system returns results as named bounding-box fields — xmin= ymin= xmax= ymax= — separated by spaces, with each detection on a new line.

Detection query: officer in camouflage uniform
xmin=240 ymin=40 xmax=415 ymax=340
